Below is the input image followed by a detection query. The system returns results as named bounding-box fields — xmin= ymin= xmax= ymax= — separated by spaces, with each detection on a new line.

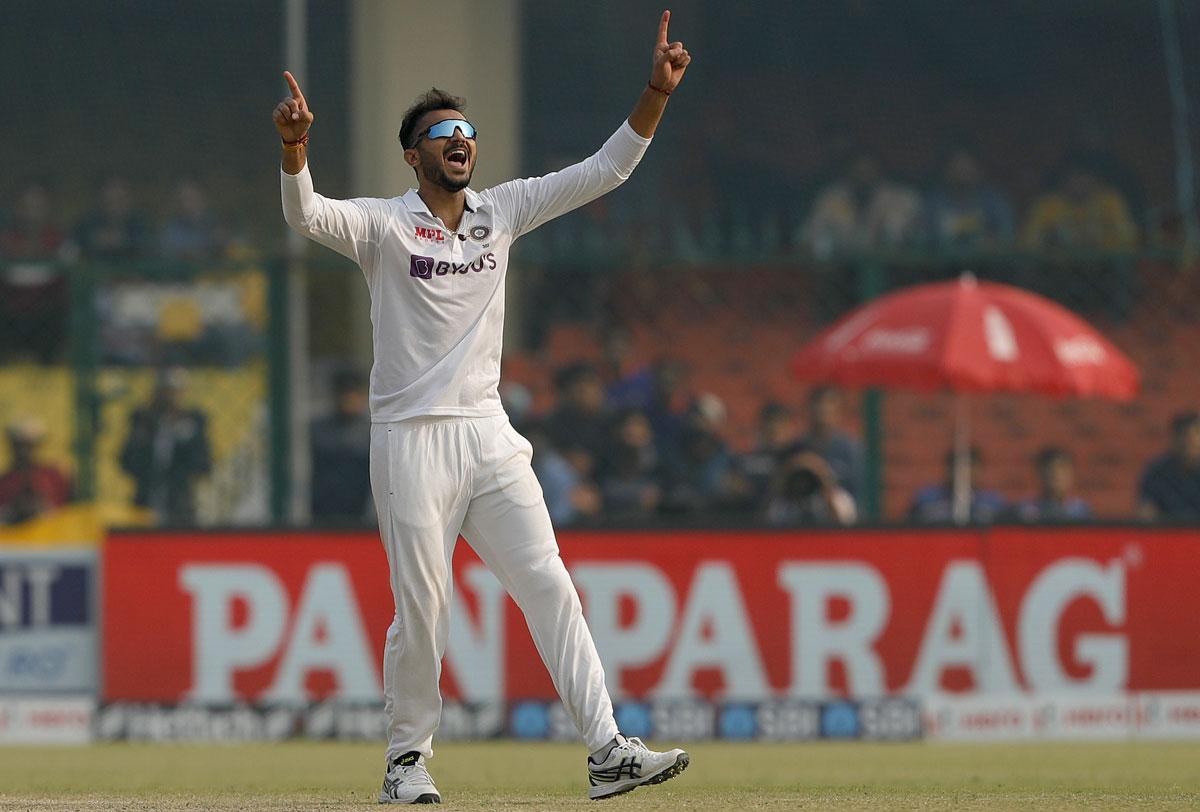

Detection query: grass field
xmin=1 ymin=740 xmax=1199 ymax=810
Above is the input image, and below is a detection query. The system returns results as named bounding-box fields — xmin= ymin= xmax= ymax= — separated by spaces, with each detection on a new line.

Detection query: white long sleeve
xmin=276 ymin=120 xmax=652 ymax=423
xmin=484 ymin=120 xmax=651 ymax=238
xmin=280 ymin=163 xmax=384 ymax=265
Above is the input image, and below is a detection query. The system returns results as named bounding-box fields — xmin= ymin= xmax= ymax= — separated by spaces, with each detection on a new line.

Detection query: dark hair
xmin=1036 ymin=446 xmax=1071 ymax=471
xmin=554 ymin=362 xmax=597 ymax=394
xmin=398 ymin=88 xmax=466 ymax=149
xmin=760 ymin=401 xmax=790 ymax=423
xmin=1172 ymin=411 xmax=1200 ymax=438
xmin=944 ymin=446 xmax=982 ymax=468
xmin=614 ymin=407 xmax=650 ymax=429
xmin=808 ymin=385 xmax=839 ymax=407
xmin=332 ymin=368 xmax=366 ymax=396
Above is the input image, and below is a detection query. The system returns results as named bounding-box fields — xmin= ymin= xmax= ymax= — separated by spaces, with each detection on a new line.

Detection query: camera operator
xmin=765 ymin=445 xmax=857 ymax=526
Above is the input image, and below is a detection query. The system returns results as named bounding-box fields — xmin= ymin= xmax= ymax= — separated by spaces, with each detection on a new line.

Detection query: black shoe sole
xmin=591 ymin=752 xmax=689 ymax=800
xmin=378 ymin=792 xmax=440 ymax=805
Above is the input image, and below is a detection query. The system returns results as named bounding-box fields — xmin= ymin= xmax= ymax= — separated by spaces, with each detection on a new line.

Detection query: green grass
xmin=1 ymin=741 xmax=1198 ymax=810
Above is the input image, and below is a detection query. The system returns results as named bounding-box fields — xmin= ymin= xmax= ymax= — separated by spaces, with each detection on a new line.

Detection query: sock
xmin=589 ymin=734 xmax=622 ymax=764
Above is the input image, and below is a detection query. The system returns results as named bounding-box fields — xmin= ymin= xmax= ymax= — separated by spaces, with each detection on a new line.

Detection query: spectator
xmin=0 ymin=183 xmax=65 ymax=260
xmin=800 ymin=386 xmax=864 ymax=498
xmin=1138 ymin=412 xmax=1200 ymax=521
xmin=499 ymin=380 xmax=534 ymax=430
xmin=644 ymin=359 xmax=690 ymax=458
xmin=600 ymin=327 xmax=644 ymax=406
xmin=119 ymin=368 xmax=212 ymax=525
xmin=740 ymin=402 xmax=799 ymax=506
xmin=310 ymin=369 xmax=372 ymax=522
xmin=75 ymin=176 xmax=149 ymax=261
xmin=1022 ymin=165 xmax=1137 ymax=251
xmin=663 ymin=393 xmax=743 ymax=513
xmin=0 ymin=183 xmax=69 ymax=363
xmin=908 ymin=447 xmax=1006 ymax=524
xmin=529 ymin=427 xmax=602 ymax=527
xmin=0 ymin=419 xmax=72 ymax=526
xmin=599 ymin=409 xmax=661 ymax=521
xmin=766 ymin=446 xmax=857 ymax=526
xmin=1021 ymin=164 xmax=1139 ymax=317
xmin=1069 ymin=123 xmax=1146 ymax=220
xmin=1013 ymin=447 xmax=1091 ymax=522
xmin=161 ymin=179 xmax=227 ymax=262
xmin=926 ymin=149 xmax=1015 ymax=249
xmin=543 ymin=363 xmax=611 ymax=465
xmin=801 ymin=154 xmax=924 ymax=258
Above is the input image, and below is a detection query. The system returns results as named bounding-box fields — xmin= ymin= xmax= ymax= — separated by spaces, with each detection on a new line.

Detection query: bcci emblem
xmin=467 ymin=225 xmax=491 ymax=242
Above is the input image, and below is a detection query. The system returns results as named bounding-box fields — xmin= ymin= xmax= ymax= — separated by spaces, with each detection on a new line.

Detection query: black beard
xmin=422 ymin=161 xmax=471 ymax=193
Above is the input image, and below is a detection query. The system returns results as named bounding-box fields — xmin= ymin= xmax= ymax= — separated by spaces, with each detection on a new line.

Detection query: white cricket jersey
xmin=282 ymin=121 xmax=651 ymax=423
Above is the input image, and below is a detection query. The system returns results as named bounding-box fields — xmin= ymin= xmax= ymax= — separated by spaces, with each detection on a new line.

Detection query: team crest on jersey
xmin=467 ymin=225 xmax=491 ymax=242
xmin=414 ymin=226 xmax=445 ymax=243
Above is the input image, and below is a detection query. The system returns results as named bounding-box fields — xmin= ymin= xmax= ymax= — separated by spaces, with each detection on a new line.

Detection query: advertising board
xmin=102 ymin=527 xmax=1200 ymax=711
xmin=0 ymin=547 xmax=97 ymax=693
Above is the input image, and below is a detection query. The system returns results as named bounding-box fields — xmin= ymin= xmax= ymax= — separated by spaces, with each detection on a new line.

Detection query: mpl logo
xmin=414 ymin=226 xmax=445 ymax=243
xmin=410 ymin=255 xmax=435 ymax=279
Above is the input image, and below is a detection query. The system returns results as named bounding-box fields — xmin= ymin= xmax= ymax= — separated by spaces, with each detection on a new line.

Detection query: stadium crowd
xmin=0 ymin=177 xmax=235 ymax=364
xmin=0 ymin=139 xmax=1182 ymax=367
xmin=295 ymin=361 xmax=1200 ymax=529
xmin=1 ymin=126 xmax=1196 ymax=529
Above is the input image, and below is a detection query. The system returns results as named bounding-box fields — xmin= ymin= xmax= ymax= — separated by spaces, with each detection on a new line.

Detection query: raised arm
xmin=273 ymin=71 xmax=379 ymax=264
xmin=629 ymin=10 xmax=692 ymax=138
xmin=491 ymin=10 xmax=692 ymax=237
xmin=274 ymin=71 xmax=314 ymax=175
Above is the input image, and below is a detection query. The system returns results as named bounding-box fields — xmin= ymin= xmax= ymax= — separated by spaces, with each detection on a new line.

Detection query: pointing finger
xmin=283 ymin=70 xmax=306 ymax=104
xmin=657 ymin=10 xmax=670 ymax=47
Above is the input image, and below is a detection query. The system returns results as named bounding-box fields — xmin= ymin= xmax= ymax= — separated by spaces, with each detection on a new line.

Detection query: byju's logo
xmin=409 ymin=253 xmax=498 ymax=282
xmin=410 ymin=255 xmax=434 ymax=279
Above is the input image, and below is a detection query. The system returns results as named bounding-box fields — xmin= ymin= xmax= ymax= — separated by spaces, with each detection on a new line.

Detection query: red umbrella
xmin=792 ymin=273 xmax=1141 ymax=521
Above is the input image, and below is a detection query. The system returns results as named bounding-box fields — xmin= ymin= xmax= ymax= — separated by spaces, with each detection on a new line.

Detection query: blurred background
xmin=3 ymin=0 xmax=1199 ymax=531
xmin=2 ymin=0 xmax=1200 ymax=750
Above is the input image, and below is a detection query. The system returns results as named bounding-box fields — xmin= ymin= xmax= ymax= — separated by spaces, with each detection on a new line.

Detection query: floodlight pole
xmin=279 ymin=0 xmax=311 ymax=525
xmin=1158 ymin=0 xmax=1200 ymax=249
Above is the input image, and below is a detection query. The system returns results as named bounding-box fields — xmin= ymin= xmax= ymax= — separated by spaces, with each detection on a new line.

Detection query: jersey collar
xmin=401 ymin=188 xmax=486 ymax=218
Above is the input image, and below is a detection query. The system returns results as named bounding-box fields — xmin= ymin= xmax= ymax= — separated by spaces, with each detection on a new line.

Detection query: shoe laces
xmin=622 ymin=735 xmax=650 ymax=753
xmin=389 ymin=760 xmax=433 ymax=785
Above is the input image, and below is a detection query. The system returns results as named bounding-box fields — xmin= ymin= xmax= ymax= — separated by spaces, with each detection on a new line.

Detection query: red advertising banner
xmin=102 ymin=528 xmax=1200 ymax=705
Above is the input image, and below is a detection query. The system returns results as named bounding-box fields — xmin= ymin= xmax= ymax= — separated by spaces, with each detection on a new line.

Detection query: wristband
xmin=282 ymin=132 xmax=309 ymax=149
xmin=647 ymin=81 xmax=671 ymax=96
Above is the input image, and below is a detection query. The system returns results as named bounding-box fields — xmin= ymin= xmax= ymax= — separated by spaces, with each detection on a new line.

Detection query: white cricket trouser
xmin=370 ymin=414 xmax=618 ymax=761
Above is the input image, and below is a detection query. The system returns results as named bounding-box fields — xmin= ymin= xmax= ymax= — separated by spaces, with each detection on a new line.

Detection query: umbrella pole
xmin=953 ymin=393 xmax=971 ymax=525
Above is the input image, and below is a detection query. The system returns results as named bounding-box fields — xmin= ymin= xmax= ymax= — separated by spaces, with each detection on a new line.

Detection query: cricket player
xmin=274 ymin=10 xmax=692 ymax=805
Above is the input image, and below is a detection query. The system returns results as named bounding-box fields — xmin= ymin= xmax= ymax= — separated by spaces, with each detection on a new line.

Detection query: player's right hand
xmin=273 ymin=70 xmax=314 ymax=142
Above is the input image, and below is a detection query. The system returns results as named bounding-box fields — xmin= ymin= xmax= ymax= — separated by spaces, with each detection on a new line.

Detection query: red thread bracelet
xmin=282 ymin=132 xmax=309 ymax=148
xmin=647 ymin=81 xmax=671 ymax=96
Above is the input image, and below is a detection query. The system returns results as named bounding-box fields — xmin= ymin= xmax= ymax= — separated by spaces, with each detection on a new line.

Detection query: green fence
xmin=3 ymin=246 xmax=1196 ymax=528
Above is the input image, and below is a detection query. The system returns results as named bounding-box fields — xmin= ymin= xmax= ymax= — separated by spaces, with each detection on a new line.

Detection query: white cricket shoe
xmin=378 ymin=751 xmax=441 ymax=804
xmin=587 ymin=733 xmax=689 ymax=800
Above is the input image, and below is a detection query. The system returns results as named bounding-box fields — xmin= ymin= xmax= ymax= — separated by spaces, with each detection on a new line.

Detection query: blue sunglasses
xmin=413 ymin=118 xmax=477 ymax=145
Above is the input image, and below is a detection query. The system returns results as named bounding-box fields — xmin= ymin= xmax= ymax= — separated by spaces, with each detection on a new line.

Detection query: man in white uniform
xmin=274 ymin=10 xmax=692 ymax=805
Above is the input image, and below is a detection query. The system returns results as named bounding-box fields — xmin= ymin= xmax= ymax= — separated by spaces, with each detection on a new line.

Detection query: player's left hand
xmin=650 ymin=10 xmax=691 ymax=93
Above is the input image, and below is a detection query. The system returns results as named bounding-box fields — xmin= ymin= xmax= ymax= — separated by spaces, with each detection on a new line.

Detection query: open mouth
xmin=445 ymin=147 xmax=468 ymax=169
